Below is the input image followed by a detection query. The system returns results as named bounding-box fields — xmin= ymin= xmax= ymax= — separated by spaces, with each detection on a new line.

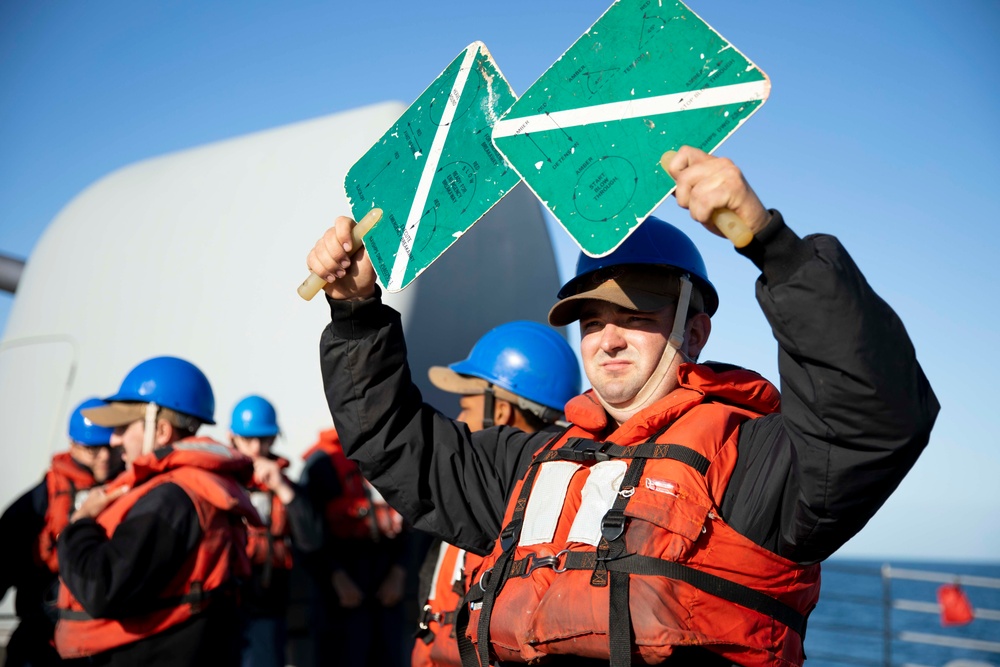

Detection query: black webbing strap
xmin=415 ymin=605 xmax=459 ymax=644
xmin=602 ymin=456 xmax=649 ymax=667
xmin=262 ymin=490 xmax=275 ymax=589
xmin=482 ymin=385 xmax=496 ymax=429
xmin=534 ymin=439 xmax=711 ymax=475
xmin=453 ymin=590 xmax=479 ymax=665
xmin=59 ymin=581 xmax=224 ymax=621
xmin=558 ymin=551 xmax=808 ymax=637
xmin=598 ymin=423 xmax=671 ymax=667
xmin=608 ymin=568 xmax=631 ymax=665
xmin=474 ymin=464 xmax=542 ymax=667
xmin=462 ymin=428 xmax=568 ymax=667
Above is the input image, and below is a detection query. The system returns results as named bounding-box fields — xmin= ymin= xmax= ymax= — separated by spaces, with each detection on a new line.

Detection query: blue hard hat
xmin=553 ymin=216 xmax=718 ymax=320
xmin=105 ymin=356 xmax=216 ymax=424
xmin=68 ymin=397 xmax=115 ymax=446
xmin=433 ymin=321 xmax=582 ymax=411
xmin=230 ymin=395 xmax=280 ymax=437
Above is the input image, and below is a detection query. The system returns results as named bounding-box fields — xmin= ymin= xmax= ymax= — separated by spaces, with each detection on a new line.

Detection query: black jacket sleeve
xmin=298 ymin=451 xmax=344 ymax=574
xmin=283 ymin=488 xmax=324 ymax=554
xmin=57 ymin=483 xmax=201 ymax=618
xmin=0 ymin=480 xmax=47 ymax=603
xmin=319 ymin=299 xmax=551 ymax=555
xmin=720 ymin=212 xmax=939 ymax=564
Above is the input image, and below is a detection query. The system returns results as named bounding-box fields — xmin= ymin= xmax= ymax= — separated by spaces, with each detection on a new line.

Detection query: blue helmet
xmin=68 ymin=397 xmax=115 ymax=446
xmin=105 ymin=356 xmax=216 ymax=424
xmin=431 ymin=321 xmax=582 ymax=412
xmin=230 ymin=395 xmax=280 ymax=437
xmin=550 ymin=216 xmax=719 ymax=325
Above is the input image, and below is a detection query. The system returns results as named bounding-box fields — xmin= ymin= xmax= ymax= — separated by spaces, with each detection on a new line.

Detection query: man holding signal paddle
xmin=305 ymin=146 xmax=937 ymax=666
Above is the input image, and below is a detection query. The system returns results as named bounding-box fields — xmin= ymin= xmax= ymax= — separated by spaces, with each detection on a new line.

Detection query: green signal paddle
xmin=491 ymin=0 xmax=769 ymax=257
xmin=299 ymin=41 xmax=521 ymax=300
xmin=299 ymin=43 xmax=520 ymax=299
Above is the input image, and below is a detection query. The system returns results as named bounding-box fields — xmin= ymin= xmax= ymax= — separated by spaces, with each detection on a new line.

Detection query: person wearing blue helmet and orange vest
xmin=53 ymin=356 xmax=261 ymax=666
xmin=0 ymin=398 xmax=123 ymax=667
xmin=412 ymin=321 xmax=581 ymax=667
xmin=228 ymin=395 xmax=322 ymax=667
xmin=306 ymin=147 xmax=938 ymax=666
xmin=299 ymin=425 xmax=411 ymax=667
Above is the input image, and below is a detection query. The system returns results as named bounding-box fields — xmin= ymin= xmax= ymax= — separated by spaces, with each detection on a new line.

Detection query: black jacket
xmin=299 ymin=447 xmax=411 ymax=602
xmin=1 ymin=480 xmax=52 ymax=623
xmin=318 ymin=212 xmax=938 ymax=568
xmin=57 ymin=483 xmax=241 ymax=666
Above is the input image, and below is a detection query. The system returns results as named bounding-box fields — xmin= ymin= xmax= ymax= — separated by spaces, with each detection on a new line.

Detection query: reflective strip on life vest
xmin=566 ymin=460 xmax=628 ymax=546
xmin=518 ymin=461 xmax=580 ymax=547
xmin=427 ymin=542 xmax=450 ymax=602
xmin=450 ymin=550 xmax=467 ymax=592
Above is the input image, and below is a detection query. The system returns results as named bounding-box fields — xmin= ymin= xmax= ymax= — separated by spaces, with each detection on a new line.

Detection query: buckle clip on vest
xmin=499 ymin=525 xmax=517 ymax=552
xmin=521 ymin=550 xmax=570 ymax=577
xmin=418 ymin=603 xmax=442 ymax=631
xmin=601 ymin=510 xmax=627 ymax=542
xmin=186 ymin=582 xmax=206 ymax=614
xmin=562 ymin=438 xmax=613 ymax=462
xmin=416 ymin=603 xmax=447 ymax=643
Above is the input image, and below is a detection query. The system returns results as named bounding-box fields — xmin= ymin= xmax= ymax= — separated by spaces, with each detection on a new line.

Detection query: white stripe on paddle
xmin=388 ymin=46 xmax=479 ymax=291
xmin=491 ymin=79 xmax=769 ymax=139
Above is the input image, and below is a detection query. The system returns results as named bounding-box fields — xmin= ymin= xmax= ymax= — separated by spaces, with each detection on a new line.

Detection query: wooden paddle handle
xmin=297 ymin=208 xmax=383 ymax=301
xmin=660 ymin=151 xmax=754 ymax=249
xmin=710 ymin=208 xmax=754 ymax=248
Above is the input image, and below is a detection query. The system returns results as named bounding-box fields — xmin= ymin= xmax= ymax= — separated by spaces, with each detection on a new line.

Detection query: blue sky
xmin=2 ymin=1 xmax=998 ymax=561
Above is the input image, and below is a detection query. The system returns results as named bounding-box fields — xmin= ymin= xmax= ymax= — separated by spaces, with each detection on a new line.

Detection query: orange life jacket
xmin=413 ymin=543 xmax=484 ymax=667
xmin=54 ymin=438 xmax=261 ymax=659
xmin=304 ymin=429 xmax=401 ymax=541
xmin=245 ymin=455 xmax=293 ymax=571
xmin=466 ymin=364 xmax=821 ymax=667
xmin=34 ymin=452 xmax=98 ymax=573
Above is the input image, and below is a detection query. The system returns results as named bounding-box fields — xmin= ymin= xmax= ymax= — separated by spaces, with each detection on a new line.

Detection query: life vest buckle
xmin=477 ymin=567 xmax=494 ymax=592
xmin=601 ymin=510 xmax=626 ymax=542
xmin=499 ymin=526 xmax=517 ymax=552
xmin=418 ymin=603 xmax=442 ymax=630
xmin=187 ymin=582 xmax=205 ymax=614
xmin=562 ymin=438 xmax=612 ymax=462
xmin=521 ymin=549 xmax=570 ymax=576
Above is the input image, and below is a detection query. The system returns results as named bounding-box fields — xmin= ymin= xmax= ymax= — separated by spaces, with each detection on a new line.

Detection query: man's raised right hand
xmin=306 ymin=216 xmax=378 ymax=300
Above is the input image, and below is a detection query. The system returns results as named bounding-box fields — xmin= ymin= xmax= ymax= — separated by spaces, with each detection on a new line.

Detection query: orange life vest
xmin=466 ymin=364 xmax=821 ymax=667
xmin=34 ymin=452 xmax=98 ymax=573
xmin=245 ymin=456 xmax=293 ymax=571
xmin=54 ymin=438 xmax=261 ymax=659
xmin=304 ymin=429 xmax=401 ymax=541
xmin=413 ymin=543 xmax=484 ymax=667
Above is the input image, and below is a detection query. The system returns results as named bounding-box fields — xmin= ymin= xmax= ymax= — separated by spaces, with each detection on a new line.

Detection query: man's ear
xmin=155 ymin=418 xmax=177 ymax=446
xmin=493 ymin=399 xmax=515 ymax=426
xmin=685 ymin=312 xmax=712 ymax=360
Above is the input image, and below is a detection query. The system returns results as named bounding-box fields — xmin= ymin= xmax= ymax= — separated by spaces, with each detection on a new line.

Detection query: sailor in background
xmin=54 ymin=356 xmax=260 ymax=666
xmin=412 ymin=321 xmax=580 ymax=667
xmin=299 ymin=425 xmax=410 ymax=667
xmin=0 ymin=398 xmax=123 ymax=667
xmin=228 ymin=395 xmax=322 ymax=667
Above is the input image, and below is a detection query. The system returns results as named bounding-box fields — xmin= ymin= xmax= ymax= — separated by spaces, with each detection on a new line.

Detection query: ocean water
xmin=806 ymin=559 xmax=1000 ymax=667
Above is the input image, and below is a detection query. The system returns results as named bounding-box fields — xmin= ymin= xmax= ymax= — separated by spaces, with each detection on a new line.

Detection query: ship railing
xmin=808 ymin=562 xmax=1000 ymax=667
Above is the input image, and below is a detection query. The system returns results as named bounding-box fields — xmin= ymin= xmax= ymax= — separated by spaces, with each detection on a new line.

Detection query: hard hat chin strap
xmin=489 ymin=385 xmax=564 ymax=426
xmin=512 ymin=395 xmax=563 ymax=425
xmin=482 ymin=386 xmax=496 ymax=429
xmin=595 ymin=274 xmax=694 ymax=420
xmin=142 ymin=402 xmax=159 ymax=456
xmin=668 ymin=275 xmax=693 ymax=351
